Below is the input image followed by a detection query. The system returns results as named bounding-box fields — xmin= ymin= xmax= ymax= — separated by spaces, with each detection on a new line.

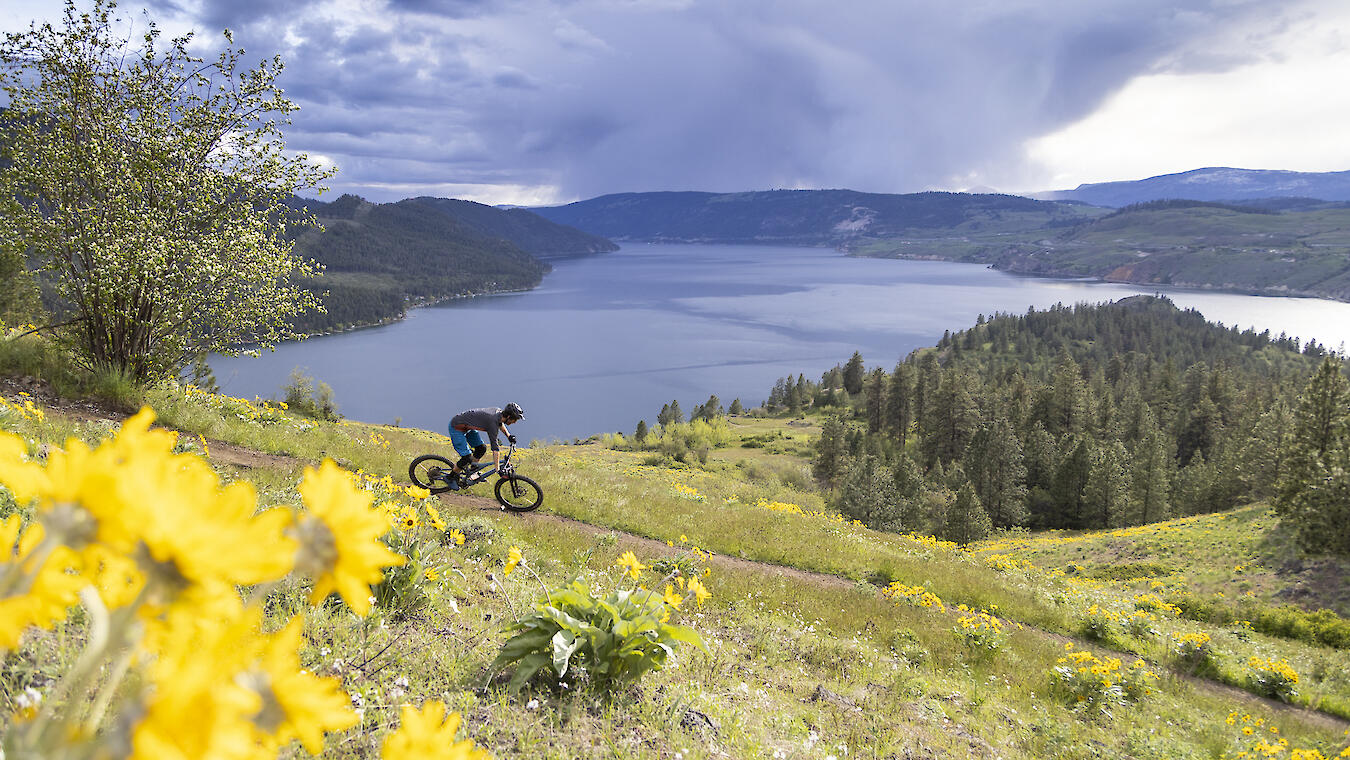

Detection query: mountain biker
xmin=448 ymin=403 xmax=524 ymax=484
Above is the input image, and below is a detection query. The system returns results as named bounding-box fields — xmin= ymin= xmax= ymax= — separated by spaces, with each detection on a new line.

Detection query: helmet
xmin=502 ymin=402 xmax=525 ymax=420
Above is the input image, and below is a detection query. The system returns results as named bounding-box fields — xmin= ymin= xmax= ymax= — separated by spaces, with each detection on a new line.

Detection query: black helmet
xmin=503 ymin=402 xmax=524 ymax=420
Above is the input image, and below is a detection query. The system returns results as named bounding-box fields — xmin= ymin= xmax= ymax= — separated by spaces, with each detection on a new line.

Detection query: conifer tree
xmin=945 ymin=482 xmax=992 ymax=544
xmin=964 ymin=416 xmax=1029 ymax=528
xmin=728 ymin=398 xmax=744 ymax=415
xmin=634 ymin=420 xmax=649 ymax=445
xmin=1129 ymin=407 xmax=1175 ymax=524
xmin=834 ymin=453 xmax=902 ymax=530
xmin=887 ymin=362 xmax=914 ymax=442
xmin=865 ymin=368 xmax=887 ymax=433
xmin=1084 ymin=441 xmax=1133 ymax=527
xmin=843 ymin=351 xmax=866 ymax=395
xmin=813 ymin=415 xmax=850 ymax=489
xmin=1277 ymin=357 xmax=1350 ymax=554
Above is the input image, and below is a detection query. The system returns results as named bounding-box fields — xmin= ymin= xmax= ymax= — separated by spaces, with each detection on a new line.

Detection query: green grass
xmin=3 ymin=388 xmax=1350 ymax=759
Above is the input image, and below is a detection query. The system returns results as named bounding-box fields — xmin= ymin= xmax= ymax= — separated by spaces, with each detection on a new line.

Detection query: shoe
xmin=448 ymin=480 xmax=460 ymax=491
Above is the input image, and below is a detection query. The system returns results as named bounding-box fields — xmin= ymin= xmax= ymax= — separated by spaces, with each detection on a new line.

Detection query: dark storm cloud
xmin=153 ymin=0 xmax=1325 ymax=202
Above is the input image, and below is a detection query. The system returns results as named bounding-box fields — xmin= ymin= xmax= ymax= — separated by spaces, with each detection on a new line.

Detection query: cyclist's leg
xmin=466 ymin=431 xmax=487 ymax=468
xmin=448 ymin=427 xmax=473 ymax=471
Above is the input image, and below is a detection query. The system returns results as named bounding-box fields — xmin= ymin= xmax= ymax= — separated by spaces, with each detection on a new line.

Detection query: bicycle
xmin=408 ymin=440 xmax=544 ymax=512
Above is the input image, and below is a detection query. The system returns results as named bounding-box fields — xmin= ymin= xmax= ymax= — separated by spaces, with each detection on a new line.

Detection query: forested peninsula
xmin=288 ymin=194 xmax=616 ymax=334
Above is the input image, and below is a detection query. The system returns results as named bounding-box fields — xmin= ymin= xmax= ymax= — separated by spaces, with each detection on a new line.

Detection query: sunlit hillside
xmin=2 ymin=356 xmax=1348 ymax=758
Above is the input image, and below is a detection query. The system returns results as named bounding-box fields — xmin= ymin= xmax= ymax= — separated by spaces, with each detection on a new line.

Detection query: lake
xmin=210 ymin=244 xmax=1350 ymax=442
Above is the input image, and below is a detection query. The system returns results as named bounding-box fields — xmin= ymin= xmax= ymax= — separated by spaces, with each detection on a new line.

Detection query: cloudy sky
xmin=5 ymin=0 xmax=1350 ymax=205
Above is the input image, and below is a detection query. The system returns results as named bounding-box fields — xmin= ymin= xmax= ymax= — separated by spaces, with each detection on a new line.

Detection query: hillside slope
xmin=854 ymin=201 xmax=1350 ymax=301
xmin=289 ymin=194 xmax=616 ymax=333
xmin=532 ymin=189 xmax=1099 ymax=244
xmin=1042 ymin=167 xmax=1350 ymax=207
xmin=1 ymin=374 xmax=1348 ymax=759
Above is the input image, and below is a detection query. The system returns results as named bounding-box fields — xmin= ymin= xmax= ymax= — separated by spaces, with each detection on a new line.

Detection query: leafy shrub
xmin=1171 ymin=632 xmax=1217 ymax=676
xmin=953 ymin=610 xmax=1005 ymax=658
xmin=1081 ymin=604 xmax=1120 ymax=643
xmin=490 ymin=578 xmax=707 ymax=694
xmin=1051 ymin=644 xmax=1157 ymax=715
xmin=283 ymin=367 xmax=340 ymax=421
xmin=1246 ymin=656 xmax=1300 ymax=702
xmin=490 ymin=550 xmax=711 ymax=695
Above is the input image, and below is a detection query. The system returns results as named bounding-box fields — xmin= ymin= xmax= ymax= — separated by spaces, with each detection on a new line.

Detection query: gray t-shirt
xmin=450 ymin=407 xmax=505 ymax=451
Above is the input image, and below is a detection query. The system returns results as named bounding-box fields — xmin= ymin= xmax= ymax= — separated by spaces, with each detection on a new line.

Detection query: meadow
xmin=2 ymin=367 xmax=1349 ymax=759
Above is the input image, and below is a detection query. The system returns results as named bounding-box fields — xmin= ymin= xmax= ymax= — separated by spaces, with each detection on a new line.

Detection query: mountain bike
xmin=408 ymin=440 xmax=544 ymax=512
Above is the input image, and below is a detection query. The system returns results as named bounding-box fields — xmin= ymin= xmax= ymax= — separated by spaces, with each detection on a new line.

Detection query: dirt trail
xmin=11 ymin=390 xmax=1350 ymax=733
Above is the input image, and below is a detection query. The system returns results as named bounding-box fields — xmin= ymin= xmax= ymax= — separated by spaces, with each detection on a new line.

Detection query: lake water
xmin=210 ymin=244 xmax=1350 ymax=442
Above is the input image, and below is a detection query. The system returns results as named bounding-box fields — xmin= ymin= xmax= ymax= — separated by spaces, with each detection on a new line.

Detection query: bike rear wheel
xmin=495 ymin=475 xmax=544 ymax=512
xmin=409 ymin=454 xmax=457 ymax=494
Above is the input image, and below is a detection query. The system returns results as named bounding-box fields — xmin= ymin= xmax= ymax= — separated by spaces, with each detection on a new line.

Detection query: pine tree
xmin=1276 ymin=358 xmax=1350 ymax=554
xmin=843 ymin=351 xmax=866 ymax=395
xmin=834 ymin=453 xmax=902 ymax=530
xmin=813 ymin=415 xmax=850 ymax=488
xmin=1129 ymin=407 xmax=1175 ymax=524
xmin=1084 ymin=441 xmax=1133 ymax=527
xmin=728 ymin=398 xmax=744 ymax=415
xmin=865 ymin=368 xmax=887 ymax=433
xmin=963 ymin=416 xmax=1029 ymax=529
xmin=634 ymin=420 xmax=649 ymax=445
xmin=944 ymin=482 xmax=992 ymax=545
xmin=887 ymin=362 xmax=914 ymax=442
xmin=1241 ymin=401 xmax=1292 ymax=498
xmin=922 ymin=369 xmax=979 ymax=466
xmin=1050 ymin=437 xmax=1092 ymax=529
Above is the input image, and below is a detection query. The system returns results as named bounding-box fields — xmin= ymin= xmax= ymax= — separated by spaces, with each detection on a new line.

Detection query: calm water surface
xmin=210 ymin=244 xmax=1350 ymax=442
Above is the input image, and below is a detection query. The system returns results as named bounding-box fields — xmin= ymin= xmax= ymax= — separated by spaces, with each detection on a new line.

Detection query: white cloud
xmin=1025 ymin=3 xmax=1350 ymax=189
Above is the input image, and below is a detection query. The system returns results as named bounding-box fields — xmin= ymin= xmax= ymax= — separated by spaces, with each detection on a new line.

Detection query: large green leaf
xmin=551 ymin=629 xmax=582 ymax=677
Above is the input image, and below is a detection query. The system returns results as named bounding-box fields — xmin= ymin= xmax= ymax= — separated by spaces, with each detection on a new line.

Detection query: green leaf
xmin=551 ymin=629 xmax=581 ymax=678
xmin=508 ymin=652 xmax=553 ymax=694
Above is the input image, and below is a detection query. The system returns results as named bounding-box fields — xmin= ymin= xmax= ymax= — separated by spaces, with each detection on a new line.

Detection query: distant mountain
xmin=853 ymin=199 xmax=1350 ymax=302
xmin=407 ymin=197 xmax=617 ymax=257
xmin=289 ymin=194 xmax=615 ymax=333
xmin=532 ymin=189 xmax=1098 ymax=245
xmin=1041 ymin=168 xmax=1350 ymax=207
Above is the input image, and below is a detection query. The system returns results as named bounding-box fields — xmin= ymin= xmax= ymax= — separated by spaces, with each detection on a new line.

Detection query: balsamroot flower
xmin=294 ymin=459 xmax=405 ymax=616
xmin=686 ymin=576 xmax=712 ymax=606
xmin=504 ymin=546 xmax=523 ymax=577
xmin=615 ymin=551 xmax=646 ymax=580
xmin=0 ymin=516 xmax=84 ymax=650
xmin=662 ymin=584 xmax=683 ymax=610
xmin=380 ymin=701 xmax=491 ymax=760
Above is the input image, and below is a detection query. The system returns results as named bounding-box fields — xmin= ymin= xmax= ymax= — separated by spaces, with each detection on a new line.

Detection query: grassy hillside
xmin=853 ymin=202 xmax=1350 ymax=301
xmin=2 ymin=354 xmax=1348 ymax=758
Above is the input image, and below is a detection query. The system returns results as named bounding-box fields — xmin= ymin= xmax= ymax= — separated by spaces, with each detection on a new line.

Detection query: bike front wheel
xmin=409 ymin=454 xmax=456 ymax=494
xmin=495 ymin=475 xmax=544 ymax=512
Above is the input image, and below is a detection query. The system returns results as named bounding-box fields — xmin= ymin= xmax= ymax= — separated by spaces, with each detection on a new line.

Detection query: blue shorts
xmin=448 ymin=427 xmax=485 ymax=457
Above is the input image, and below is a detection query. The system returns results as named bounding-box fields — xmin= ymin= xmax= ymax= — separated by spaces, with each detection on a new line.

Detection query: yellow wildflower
xmin=449 ymin=529 xmax=466 ymax=546
xmin=686 ymin=576 xmax=712 ymax=606
xmin=662 ymin=584 xmax=683 ymax=609
xmin=615 ymin=551 xmax=647 ymax=580
xmin=295 ymin=459 xmax=406 ymax=616
xmin=504 ymin=546 xmax=523 ymax=577
xmin=380 ymin=701 xmax=491 ymax=760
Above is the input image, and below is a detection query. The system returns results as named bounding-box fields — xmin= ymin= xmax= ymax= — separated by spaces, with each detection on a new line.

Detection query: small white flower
xmin=526 ymin=699 xmax=540 ymax=710
xmin=319 ymin=647 xmax=330 ymax=656
xmin=332 ymin=658 xmax=345 ymax=673
xmin=16 ymin=687 xmax=42 ymax=709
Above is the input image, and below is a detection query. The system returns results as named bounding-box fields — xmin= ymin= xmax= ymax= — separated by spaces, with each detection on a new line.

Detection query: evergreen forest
xmin=763 ymin=296 xmax=1350 ymax=553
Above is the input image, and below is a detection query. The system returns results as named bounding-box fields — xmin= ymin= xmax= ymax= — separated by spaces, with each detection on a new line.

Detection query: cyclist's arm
xmin=493 ymin=424 xmax=512 ymax=469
